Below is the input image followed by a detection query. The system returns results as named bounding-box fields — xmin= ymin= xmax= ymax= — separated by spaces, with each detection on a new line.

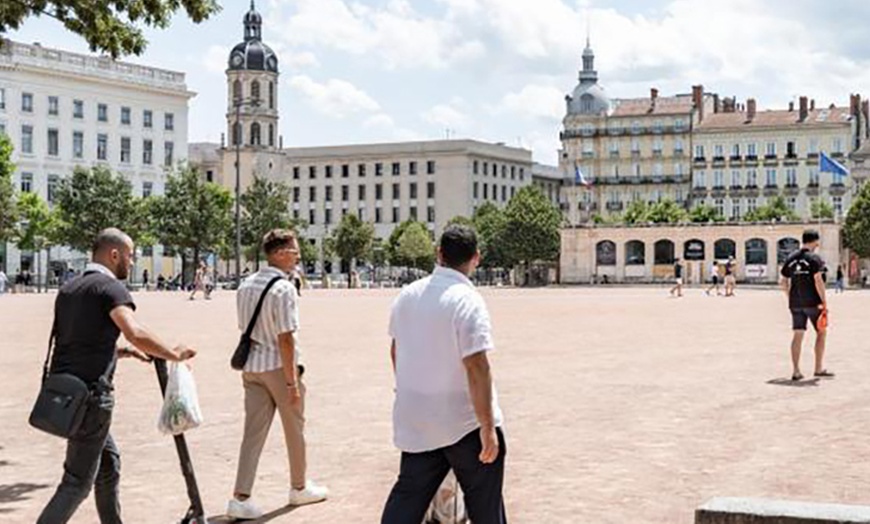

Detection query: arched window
xmin=251 ymin=80 xmax=261 ymax=102
xmin=268 ymin=81 xmax=275 ymax=109
xmin=683 ymin=239 xmax=705 ymax=261
xmin=777 ymin=238 xmax=800 ymax=264
xmin=232 ymin=79 xmax=242 ymax=102
xmin=654 ymin=240 xmax=675 ymax=265
xmin=625 ymin=240 xmax=645 ymax=265
xmin=250 ymin=122 xmax=261 ymax=146
xmin=268 ymin=124 xmax=275 ymax=147
xmin=232 ymin=122 xmax=242 ymax=146
xmin=714 ymin=238 xmax=736 ymax=260
xmin=596 ymin=240 xmax=616 ymax=266
xmin=745 ymin=238 xmax=768 ymax=265
xmin=581 ymin=94 xmax=593 ymax=113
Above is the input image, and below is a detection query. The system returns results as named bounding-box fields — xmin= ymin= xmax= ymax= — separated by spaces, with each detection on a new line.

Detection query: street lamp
xmin=232 ymin=96 xmax=261 ymax=288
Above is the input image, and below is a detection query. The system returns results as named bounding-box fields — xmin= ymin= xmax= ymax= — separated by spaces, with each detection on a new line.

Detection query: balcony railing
xmin=606 ymin=202 xmax=624 ymax=211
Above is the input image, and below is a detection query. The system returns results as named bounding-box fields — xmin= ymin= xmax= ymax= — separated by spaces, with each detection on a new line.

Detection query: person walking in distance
xmin=835 ymin=264 xmax=845 ymax=294
xmin=780 ymin=229 xmax=833 ymax=382
xmin=37 ymin=228 xmax=197 ymax=524
xmin=724 ymin=256 xmax=737 ymax=297
xmin=381 ymin=224 xmax=507 ymax=524
xmin=705 ymin=261 xmax=721 ymax=296
xmin=227 ymin=229 xmax=328 ymax=520
xmin=0 ymin=268 xmax=7 ymax=294
xmin=142 ymin=269 xmax=149 ymax=291
xmin=669 ymin=258 xmax=684 ymax=298
xmin=189 ymin=262 xmax=205 ymax=300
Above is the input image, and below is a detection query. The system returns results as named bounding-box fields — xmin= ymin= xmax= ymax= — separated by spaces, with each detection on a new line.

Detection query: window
xmin=787 ymin=197 xmax=797 ymax=211
xmin=409 ymin=182 xmax=418 ymax=199
xmin=121 ymin=107 xmax=131 ymax=125
xmin=0 ymin=88 xmax=4 ymax=109
xmin=342 ymin=164 xmax=349 ymax=178
xmin=491 ymin=184 xmax=498 ymax=201
xmin=427 ymin=182 xmax=435 ymax=199
xmin=502 ymin=165 xmax=507 ymax=179
xmin=251 ymin=80 xmax=261 ymax=102
xmin=309 ymin=187 xmax=317 ymax=201
xmin=165 ymin=113 xmax=174 ymax=131
xmin=375 ymin=208 xmax=383 ymax=223
xmin=20 ymin=172 xmax=33 ymax=193
xmin=250 ymin=122 xmax=261 ymax=146
xmin=631 ymin=121 xmax=641 ymax=134
xmin=833 ymin=196 xmax=843 ymax=215
xmin=409 ymin=161 xmax=418 ymax=175
xmin=766 ymin=142 xmax=776 ymax=157
xmin=22 ymin=92 xmax=33 ymax=112
xmin=97 ymin=134 xmax=108 ymax=160
xmin=833 ymin=138 xmax=843 ymax=154
xmin=694 ymin=170 xmax=706 ymax=188
xmin=473 ymin=160 xmax=479 ymax=175
xmin=358 ymin=164 xmax=366 ymax=177
xmin=358 ymin=185 xmax=366 ymax=200
xmin=309 ymin=166 xmax=317 ymax=179
xmin=392 ymin=162 xmax=401 ymax=176
xmin=501 ymin=186 xmax=507 ymax=202
xmin=747 ymin=197 xmax=757 ymax=213
xmin=232 ymin=122 xmax=242 ymax=146
xmin=143 ymin=182 xmax=153 ymax=198
xmin=427 ymin=160 xmax=436 ymax=175
xmin=48 ymin=96 xmax=59 ymax=116
xmin=48 ymin=175 xmax=59 ymax=203
xmin=631 ymin=139 xmax=640 ymax=153
xmin=392 ymin=207 xmax=400 ymax=223
xmin=268 ymin=82 xmax=275 ymax=110
xmin=654 ymin=163 xmax=663 ymax=176
xmin=714 ymin=144 xmax=724 ymax=158
xmin=731 ymin=199 xmax=741 ymax=220
xmin=268 ymin=124 xmax=274 ymax=147
xmin=325 ymin=165 xmax=333 ymax=178
xmin=765 ymin=169 xmax=777 ymax=187
xmin=164 ymin=141 xmax=174 ymax=166
xmin=731 ymin=170 xmax=741 ymax=188
xmin=293 ymin=167 xmax=300 ymax=180
xmin=694 ymin=145 xmax=705 ymax=159
xmin=309 ymin=209 xmax=316 ymax=225
xmin=519 ymin=167 xmax=525 ymax=181
xmin=473 ymin=182 xmax=479 ymax=199
xmin=731 ymin=143 xmax=740 ymax=157
xmin=747 ymin=143 xmax=757 ymax=157
xmin=358 ymin=208 xmax=366 ymax=221
xmin=233 ymin=80 xmax=242 ymax=101
xmin=375 ymin=184 xmax=383 ymax=200
xmin=375 ymin=163 xmax=384 ymax=177
xmin=98 ymin=103 xmax=108 ymax=122
xmin=676 ymin=163 xmax=684 ymax=176
xmin=206 ymin=170 xmax=214 ymax=182
xmin=653 ymin=139 xmax=663 ymax=154
xmin=427 ymin=206 xmax=435 ymax=223
xmin=120 ymin=137 xmax=131 ymax=163
xmin=786 ymin=168 xmax=797 ymax=187
xmin=410 ymin=207 xmax=418 ymax=220
xmin=21 ymin=125 xmax=33 ymax=154
xmin=483 ymin=162 xmax=489 ymax=176
xmin=714 ymin=198 xmax=725 ymax=216
xmin=328 ymin=186 xmax=336 ymax=202
xmin=747 ymin=170 xmax=758 ymax=187
xmin=73 ymin=100 xmax=84 ymax=119
xmin=809 ymin=169 xmax=819 ymax=186
xmin=293 ymin=187 xmax=300 ymax=203
xmin=47 ymin=128 xmax=59 ymax=156
xmin=325 ymin=209 xmax=332 ymax=225
xmin=143 ymin=139 xmax=153 ymax=165
xmin=786 ymin=141 xmax=796 ymax=157
xmin=73 ymin=131 xmax=84 ymax=159
xmin=392 ymin=183 xmax=400 ymax=199
xmin=143 ymin=110 xmax=153 ymax=128
xmin=674 ymin=119 xmax=686 ymax=132
xmin=483 ymin=184 xmax=489 ymax=199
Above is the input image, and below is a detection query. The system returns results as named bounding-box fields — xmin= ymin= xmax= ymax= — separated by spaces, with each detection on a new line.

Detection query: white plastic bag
xmin=425 ymin=471 xmax=468 ymax=524
xmin=158 ymin=362 xmax=203 ymax=436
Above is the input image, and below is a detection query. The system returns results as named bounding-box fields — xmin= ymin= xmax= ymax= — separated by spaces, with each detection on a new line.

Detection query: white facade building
xmin=0 ymin=38 xmax=193 ymax=279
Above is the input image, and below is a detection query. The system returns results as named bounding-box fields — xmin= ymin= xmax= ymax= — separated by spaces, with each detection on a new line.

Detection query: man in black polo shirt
xmin=780 ymin=229 xmax=832 ymax=382
xmin=38 ymin=228 xmax=197 ymax=524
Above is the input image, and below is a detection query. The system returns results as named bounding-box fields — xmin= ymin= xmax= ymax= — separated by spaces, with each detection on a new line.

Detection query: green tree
xmin=496 ymin=186 xmax=561 ymax=269
xmin=810 ymin=198 xmax=835 ymax=220
xmin=397 ymin=221 xmax=435 ymax=271
xmin=297 ymin=234 xmax=319 ymax=266
xmin=240 ymin=177 xmax=298 ymax=268
xmin=54 ymin=166 xmax=143 ymax=253
xmin=472 ymin=203 xmax=507 ymax=269
xmin=647 ymin=200 xmax=689 ymax=224
xmin=689 ymin=204 xmax=724 ymax=223
xmin=744 ymin=196 xmax=799 ymax=222
xmin=0 ymin=134 xmax=16 ymax=243
xmin=149 ymin=165 xmax=233 ymax=283
xmin=1 ymin=1 xmax=220 ymax=59
xmin=845 ymin=182 xmax=870 ymax=258
xmin=387 ymin=220 xmax=417 ymax=267
xmin=622 ymin=200 xmax=650 ymax=224
xmin=332 ymin=213 xmax=374 ymax=287
xmin=446 ymin=215 xmax=475 ymax=228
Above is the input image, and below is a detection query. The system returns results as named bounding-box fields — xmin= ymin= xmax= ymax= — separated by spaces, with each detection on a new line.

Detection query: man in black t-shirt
xmin=669 ymin=258 xmax=684 ymax=298
xmin=779 ymin=229 xmax=832 ymax=382
xmin=38 ymin=228 xmax=197 ymax=524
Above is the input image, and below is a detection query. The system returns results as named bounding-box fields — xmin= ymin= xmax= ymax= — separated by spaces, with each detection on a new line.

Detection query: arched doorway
xmin=596 ymin=240 xmax=616 ymax=283
xmin=745 ymin=238 xmax=768 ymax=279
xmin=625 ymin=240 xmax=646 ymax=280
xmin=654 ymin=239 xmax=675 ymax=280
xmin=683 ymin=239 xmax=705 ymax=284
xmin=714 ymin=238 xmax=736 ymax=260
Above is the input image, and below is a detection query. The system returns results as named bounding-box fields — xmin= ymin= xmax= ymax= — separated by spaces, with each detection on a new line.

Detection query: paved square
xmin=1 ymin=286 xmax=869 ymax=523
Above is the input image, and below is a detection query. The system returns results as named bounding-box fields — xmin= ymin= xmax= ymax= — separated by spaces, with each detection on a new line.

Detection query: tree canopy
xmin=844 ymin=182 xmax=870 ymax=258
xmin=332 ymin=213 xmax=375 ymax=284
xmin=396 ymin=221 xmax=434 ymax=271
xmin=744 ymin=196 xmax=799 ymax=223
xmin=497 ymin=186 xmax=561 ymax=267
xmin=14 ymin=192 xmax=58 ymax=252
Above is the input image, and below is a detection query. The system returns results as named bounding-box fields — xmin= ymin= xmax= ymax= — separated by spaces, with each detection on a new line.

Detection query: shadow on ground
xmin=766 ymin=377 xmax=821 ymax=388
xmin=209 ymin=505 xmax=299 ymax=523
xmin=0 ymin=482 xmax=50 ymax=513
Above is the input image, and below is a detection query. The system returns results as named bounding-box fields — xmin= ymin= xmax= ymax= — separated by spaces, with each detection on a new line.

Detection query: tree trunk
xmin=180 ymin=252 xmax=188 ymax=288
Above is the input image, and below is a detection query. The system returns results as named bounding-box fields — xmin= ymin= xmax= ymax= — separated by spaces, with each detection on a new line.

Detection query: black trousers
xmin=37 ymin=393 xmax=122 ymax=524
xmin=381 ymin=427 xmax=507 ymax=524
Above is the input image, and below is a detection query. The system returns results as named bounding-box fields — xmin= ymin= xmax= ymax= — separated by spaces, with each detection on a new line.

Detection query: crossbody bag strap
xmin=41 ymin=318 xmax=57 ymax=384
xmin=244 ymin=276 xmax=284 ymax=339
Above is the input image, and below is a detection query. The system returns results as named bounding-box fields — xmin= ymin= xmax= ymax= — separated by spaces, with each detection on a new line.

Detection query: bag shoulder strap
xmin=243 ymin=276 xmax=284 ymax=338
xmin=41 ymin=318 xmax=57 ymax=384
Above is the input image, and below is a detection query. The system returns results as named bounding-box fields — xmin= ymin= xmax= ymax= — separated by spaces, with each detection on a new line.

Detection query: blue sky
xmin=8 ymin=0 xmax=870 ymax=165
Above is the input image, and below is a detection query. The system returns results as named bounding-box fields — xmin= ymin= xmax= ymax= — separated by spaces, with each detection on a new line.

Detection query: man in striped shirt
xmin=227 ymin=229 xmax=328 ymax=520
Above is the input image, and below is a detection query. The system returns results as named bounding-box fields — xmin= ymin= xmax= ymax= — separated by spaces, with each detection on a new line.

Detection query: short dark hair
xmin=262 ymin=229 xmax=297 ymax=255
xmin=92 ymin=228 xmax=131 ymax=254
xmin=802 ymin=229 xmax=820 ymax=244
xmin=439 ymin=225 xmax=477 ymax=268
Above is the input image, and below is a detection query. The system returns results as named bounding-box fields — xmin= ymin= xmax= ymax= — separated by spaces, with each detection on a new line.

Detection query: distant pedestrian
xmin=724 ymin=256 xmax=736 ymax=297
xmin=36 ymin=228 xmax=196 ymax=524
xmin=381 ymin=224 xmax=507 ymax=524
xmin=0 ymin=269 xmax=7 ymax=294
xmin=835 ymin=265 xmax=845 ymax=294
xmin=142 ymin=269 xmax=150 ymax=291
xmin=705 ymin=261 xmax=721 ymax=296
xmin=189 ymin=263 xmax=205 ymax=300
xmin=780 ymin=229 xmax=832 ymax=381
xmin=669 ymin=259 xmax=684 ymax=298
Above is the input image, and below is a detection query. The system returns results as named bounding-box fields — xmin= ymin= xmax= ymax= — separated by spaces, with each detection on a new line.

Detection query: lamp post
xmin=232 ymin=96 xmax=260 ymax=288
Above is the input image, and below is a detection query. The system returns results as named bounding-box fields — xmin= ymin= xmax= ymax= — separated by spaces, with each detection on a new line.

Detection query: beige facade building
xmin=560 ymin=223 xmax=841 ymax=285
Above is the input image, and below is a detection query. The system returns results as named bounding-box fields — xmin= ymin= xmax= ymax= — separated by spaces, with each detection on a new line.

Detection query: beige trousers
xmin=234 ymin=368 xmax=307 ymax=495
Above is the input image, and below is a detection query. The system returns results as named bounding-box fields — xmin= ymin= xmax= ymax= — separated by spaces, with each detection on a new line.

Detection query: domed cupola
xmin=228 ymin=0 xmax=279 ymax=73
xmin=566 ymin=38 xmax=609 ymax=116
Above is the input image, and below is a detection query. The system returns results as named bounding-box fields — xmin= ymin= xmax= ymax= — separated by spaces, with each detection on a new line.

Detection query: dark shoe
xmin=814 ymin=370 xmax=835 ymax=378
xmin=791 ymin=373 xmax=804 ymax=381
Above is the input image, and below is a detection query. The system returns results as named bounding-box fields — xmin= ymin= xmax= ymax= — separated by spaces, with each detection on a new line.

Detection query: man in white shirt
xmin=381 ymin=224 xmax=507 ymax=524
xmin=0 ymin=269 xmax=7 ymax=294
xmin=227 ymin=229 xmax=328 ymax=520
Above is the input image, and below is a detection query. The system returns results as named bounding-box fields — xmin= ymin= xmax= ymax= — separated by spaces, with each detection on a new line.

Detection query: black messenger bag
xmin=231 ymin=276 xmax=284 ymax=370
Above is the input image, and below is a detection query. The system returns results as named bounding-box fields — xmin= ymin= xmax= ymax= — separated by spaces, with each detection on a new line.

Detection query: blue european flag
xmin=819 ymin=152 xmax=849 ymax=176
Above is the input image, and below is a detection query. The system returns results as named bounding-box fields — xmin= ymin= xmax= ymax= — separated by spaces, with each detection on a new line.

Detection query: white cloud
xmin=364 ymin=113 xmax=396 ymax=129
xmin=288 ymin=75 xmax=380 ymax=118
xmin=422 ymin=103 xmax=472 ymax=130
xmin=500 ymin=84 xmax=565 ymax=121
xmin=203 ymin=45 xmax=228 ymax=74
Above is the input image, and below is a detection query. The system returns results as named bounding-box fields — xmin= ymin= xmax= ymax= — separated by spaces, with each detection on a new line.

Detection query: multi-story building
xmin=0 ymin=38 xmax=192 ymax=277
xmin=191 ymin=3 xmax=533 ymax=274
xmin=559 ymin=39 xmax=715 ymax=225
xmin=532 ymin=163 xmax=562 ymax=206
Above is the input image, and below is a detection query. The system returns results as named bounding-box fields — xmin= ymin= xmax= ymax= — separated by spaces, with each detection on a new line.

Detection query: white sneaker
xmin=226 ymin=498 xmax=264 ymax=520
xmin=288 ymin=480 xmax=329 ymax=506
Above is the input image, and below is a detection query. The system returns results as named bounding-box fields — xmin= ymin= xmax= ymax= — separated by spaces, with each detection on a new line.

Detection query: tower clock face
xmin=232 ymin=53 xmax=244 ymax=67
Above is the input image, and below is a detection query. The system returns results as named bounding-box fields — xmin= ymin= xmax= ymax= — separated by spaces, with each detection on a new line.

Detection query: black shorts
xmin=791 ymin=307 xmax=821 ymax=331
xmin=712 ymin=275 xmax=719 ymax=285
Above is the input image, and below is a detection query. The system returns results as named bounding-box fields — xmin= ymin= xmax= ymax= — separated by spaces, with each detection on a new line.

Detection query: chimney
xmin=692 ymin=85 xmax=705 ymax=122
xmin=810 ymin=99 xmax=816 ymax=111
xmin=651 ymin=87 xmax=659 ymax=100
xmin=799 ymin=96 xmax=808 ymax=121
xmin=220 ymin=132 xmax=225 ymax=148
xmin=788 ymin=101 xmax=794 ymax=112
xmin=713 ymin=94 xmax=720 ymax=114
xmin=747 ymin=98 xmax=757 ymax=121
xmin=279 ymin=135 xmax=284 ymax=149
xmin=863 ymin=100 xmax=869 ymax=137
xmin=850 ymin=94 xmax=859 ymax=116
